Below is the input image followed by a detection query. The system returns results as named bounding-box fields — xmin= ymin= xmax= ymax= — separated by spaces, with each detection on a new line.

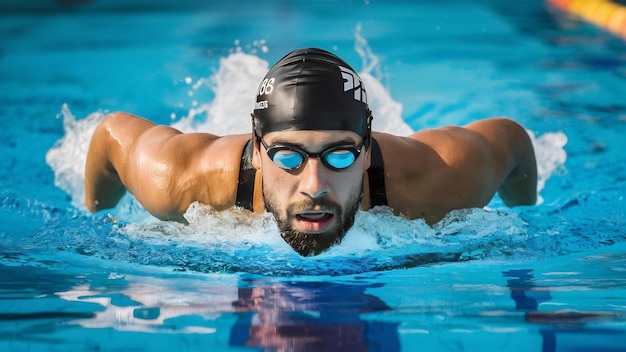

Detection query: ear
xmin=251 ymin=137 xmax=262 ymax=170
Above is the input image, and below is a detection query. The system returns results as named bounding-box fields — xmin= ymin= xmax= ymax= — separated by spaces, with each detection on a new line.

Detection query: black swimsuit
xmin=235 ymin=138 xmax=388 ymax=211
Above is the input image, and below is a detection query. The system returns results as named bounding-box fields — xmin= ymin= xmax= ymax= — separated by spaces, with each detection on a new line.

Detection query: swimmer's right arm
xmin=85 ymin=112 xmax=245 ymax=221
xmin=84 ymin=112 xmax=158 ymax=213
xmin=85 ymin=112 xmax=200 ymax=216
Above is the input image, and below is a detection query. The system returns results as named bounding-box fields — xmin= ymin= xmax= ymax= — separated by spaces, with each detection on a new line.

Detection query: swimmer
xmin=85 ymin=48 xmax=537 ymax=256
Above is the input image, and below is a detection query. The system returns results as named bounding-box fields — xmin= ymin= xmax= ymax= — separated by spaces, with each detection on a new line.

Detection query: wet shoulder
xmin=371 ymin=131 xmax=428 ymax=163
xmin=177 ymin=133 xmax=251 ymax=213
xmin=196 ymin=134 xmax=251 ymax=171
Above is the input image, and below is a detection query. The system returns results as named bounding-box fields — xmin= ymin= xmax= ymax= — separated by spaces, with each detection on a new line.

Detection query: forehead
xmin=263 ymin=130 xmax=362 ymax=146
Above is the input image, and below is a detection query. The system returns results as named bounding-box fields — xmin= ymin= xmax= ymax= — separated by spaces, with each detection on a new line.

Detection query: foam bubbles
xmin=98 ymin=203 xmax=534 ymax=275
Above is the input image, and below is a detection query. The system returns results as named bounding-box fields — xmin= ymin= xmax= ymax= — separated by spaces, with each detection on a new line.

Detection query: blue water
xmin=2 ymin=0 xmax=626 ymax=350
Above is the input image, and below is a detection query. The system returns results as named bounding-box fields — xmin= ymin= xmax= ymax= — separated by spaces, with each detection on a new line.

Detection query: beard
xmin=263 ymin=181 xmax=363 ymax=256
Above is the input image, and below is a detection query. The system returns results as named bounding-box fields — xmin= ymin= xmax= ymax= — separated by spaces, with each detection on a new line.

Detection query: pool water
xmin=2 ymin=0 xmax=626 ymax=350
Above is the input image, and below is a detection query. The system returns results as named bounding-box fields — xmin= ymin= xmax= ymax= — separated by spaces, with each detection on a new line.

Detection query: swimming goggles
xmin=258 ymin=137 xmax=366 ymax=171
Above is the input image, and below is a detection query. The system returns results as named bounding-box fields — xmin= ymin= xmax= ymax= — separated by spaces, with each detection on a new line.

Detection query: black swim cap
xmin=253 ymin=48 xmax=371 ymax=137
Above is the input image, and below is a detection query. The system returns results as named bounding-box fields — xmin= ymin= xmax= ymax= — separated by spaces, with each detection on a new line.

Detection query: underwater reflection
xmin=504 ymin=269 xmax=624 ymax=352
xmin=229 ymin=280 xmax=400 ymax=351
xmin=48 ymin=272 xmax=400 ymax=350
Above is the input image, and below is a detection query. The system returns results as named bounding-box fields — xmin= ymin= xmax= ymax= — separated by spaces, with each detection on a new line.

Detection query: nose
xmin=298 ymin=157 xmax=330 ymax=199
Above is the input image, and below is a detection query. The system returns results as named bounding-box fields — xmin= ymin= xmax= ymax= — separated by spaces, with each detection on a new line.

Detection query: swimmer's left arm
xmin=466 ymin=118 xmax=538 ymax=207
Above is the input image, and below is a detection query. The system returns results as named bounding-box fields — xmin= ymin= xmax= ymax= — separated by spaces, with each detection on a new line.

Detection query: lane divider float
xmin=547 ymin=0 xmax=626 ymax=39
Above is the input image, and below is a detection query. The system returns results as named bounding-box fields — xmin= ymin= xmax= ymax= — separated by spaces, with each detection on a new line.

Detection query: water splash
xmin=24 ymin=202 xmax=535 ymax=276
xmin=528 ymin=130 xmax=568 ymax=195
xmin=45 ymin=104 xmax=106 ymax=210
xmin=172 ymin=49 xmax=269 ymax=135
xmin=355 ymin=23 xmax=413 ymax=135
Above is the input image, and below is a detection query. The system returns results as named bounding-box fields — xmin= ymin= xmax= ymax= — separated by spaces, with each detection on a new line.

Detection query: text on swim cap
xmin=255 ymin=100 xmax=268 ymax=110
xmin=339 ymin=66 xmax=367 ymax=104
xmin=258 ymin=78 xmax=275 ymax=96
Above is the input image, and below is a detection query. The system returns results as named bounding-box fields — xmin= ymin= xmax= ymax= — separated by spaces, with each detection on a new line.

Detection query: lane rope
xmin=547 ymin=0 xmax=626 ymax=39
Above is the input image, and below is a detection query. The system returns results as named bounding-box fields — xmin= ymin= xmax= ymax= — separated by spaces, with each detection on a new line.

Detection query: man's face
xmin=252 ymin=130 xmax=371 ymax=256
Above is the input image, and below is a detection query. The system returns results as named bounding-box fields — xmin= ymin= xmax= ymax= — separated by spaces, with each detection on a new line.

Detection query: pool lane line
xmin=546 ymin=0 xmax=626 ymax=39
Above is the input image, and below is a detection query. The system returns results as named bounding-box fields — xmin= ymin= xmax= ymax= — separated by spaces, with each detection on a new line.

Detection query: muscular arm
xmin=85 ymin=112 xmax=247 ymax=220
xmin=465 ymin=118 xmax=537 ymax=206
xmin=380 ymin=117 xmax=537 ymax=224
xmin=85 ymin=112 xmax=207 ymax=219
xmin=84 ymin=112 xmax=154 ymax=213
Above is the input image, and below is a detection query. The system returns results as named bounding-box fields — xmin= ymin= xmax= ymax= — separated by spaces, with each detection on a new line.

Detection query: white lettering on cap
xmin=254 ymin=100 xmax=269 ymax=110
xmin=339 ymin=66 xmax=367 ymax=104
xmin=258 ymin=78 xmax=275 ymax=96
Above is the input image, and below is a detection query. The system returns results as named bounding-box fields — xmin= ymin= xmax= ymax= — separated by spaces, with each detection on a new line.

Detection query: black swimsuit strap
xmin=235 ymin=139 xmax=256 ymax=211
xmin=367 ymin=137 xmax=388 ymax=207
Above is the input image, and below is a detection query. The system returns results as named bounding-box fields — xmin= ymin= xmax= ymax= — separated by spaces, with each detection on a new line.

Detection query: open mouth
xmin=294 ymin=212 xmax=334 ymax=233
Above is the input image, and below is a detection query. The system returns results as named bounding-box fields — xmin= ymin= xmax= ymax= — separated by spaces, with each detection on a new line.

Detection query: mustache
xmin=286 ymin=197 xmax=342 ymax=215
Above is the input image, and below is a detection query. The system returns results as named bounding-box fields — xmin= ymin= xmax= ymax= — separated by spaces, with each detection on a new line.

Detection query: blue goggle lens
xmin=324 ymin=150 xmax=356 ymax=169
xmin=272 ymin=151 xmax=304 ymax=169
